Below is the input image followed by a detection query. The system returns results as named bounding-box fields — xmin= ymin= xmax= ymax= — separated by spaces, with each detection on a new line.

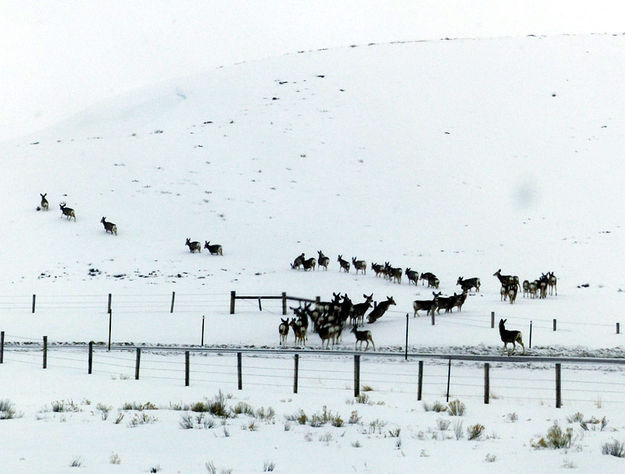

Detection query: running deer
xmin=204 ymin=241 xmax=223 ymax=255
xmin=412 ymin=292 xmax=441 ymax=317
xmin=457 ymin=276 xmax=480 ymax=293
xmin=498 ymin=319 xmax=525 ymax=354
xmin=291 ymin=253 xmax=305 ymax=269
xmin=59 ymin=202 xmax=76 ymax=221
xmin=185 ymin=238 xmax=201 ymax=253
xmin=317 ymin=251 xmax=330 ymax=270
xmin=40 ymin=193 xmax=49 ymax=211
xmin=337 ymin=255 xmax=350 ymax=272
xmin=352 ymin=257 xmax=367 ymax=275
xmin=278 ymin=318 xmax=289 ymax=345
xmin=367 ymin=296 xmax=396 ymax=323
xmin=101 ymin=217 xmax=117 ymax=235
xmin=351 ymin=326 xmax=375 ymax=351
xmin=405 ymin=268 xmax=419 ymax=285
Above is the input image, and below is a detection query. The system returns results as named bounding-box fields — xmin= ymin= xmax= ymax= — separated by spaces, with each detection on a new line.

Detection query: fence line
xmin=2 ymin=343 xmax=625 ymax=407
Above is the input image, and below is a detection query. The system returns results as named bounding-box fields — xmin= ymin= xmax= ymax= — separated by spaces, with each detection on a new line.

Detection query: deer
xmin=302 ymin=257 xmax=317 ymax=271
xmin=59 ymin=202 xmax=76 ymax=221
xmin=337 ymin=255 xmax=350 ymax=273
xmin=40 ymin=193 xmax=49 ymax=211
xmin=367 ymin=296 xmax=395 ymax=323
xmin=522 ymin=280 xmax=530 ymax=298
xmin=507 ymin=283 xmax=518 ymax=304
xmin=371 ymin=263 xmax=386 ymax=278
xmin=452 ymin=289 xmax=468 ymax=312
xmin=405 ymin=268 xmax=419 ymax=285
xmin=352 ymin=257 xmax=367 ymax=275
xmin=413 ymin=292 xmax=441 ymax=317
xmin=386 ymin=265 xmax=403 ymax=284
xmin=351 ymin=326 xmax=375 ymax=351
xmin=101 ymin=217 xmax=117 ymax=235
xmin=457 ymin=276 xmax=480 ymax=293
xmin=289 ymin=318 xmax=307 ymax=346
xmin=493 ymin=269 xmax=519 ymax=300
xmin=436 ymin=293 xmax=458 ymax=314
xmin=279 ymin=318 xmax=290 ymax=345
xmin=204 ymin=241 xmax=223 ymax=255
xmin=350 ymin=293 xmax=373 ymax=326
xmin=547 ymin=271 xmax=558 ymax=296
xmin=185 ymin=238 xmax=201 ymax=253
xmin=419 ymin=272 xmax=436 ymax=286
xmin=498 ymin=319 xmax=525 ymax=354
xmin=291 ymin=253 xmax=305 ymax=270
xmin=316 ymin=324 xmax=341 ymax=349
xmin=317 ymin=251 xmax=330 ymax=270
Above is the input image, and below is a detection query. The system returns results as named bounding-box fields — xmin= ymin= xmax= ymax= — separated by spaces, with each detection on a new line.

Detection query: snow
xmin=2 ymin=33 xmax=625 ymax=472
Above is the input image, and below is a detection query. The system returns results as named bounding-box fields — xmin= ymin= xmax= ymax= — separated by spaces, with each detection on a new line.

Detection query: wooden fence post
xmin=555 ymin=363 xmax=562 ymax=408
xmin=258 ymin=298 xmax=262 ymax=311
xmin=354 ymin=355 xmax=361 ymax=398
xmin=108 ymin=309 xmax=112 ymax=352
xmin=230 ymin=291 xmax=236 ymax=314
xmin=553 ymin=318 xmax=557 ymax=331
xmin=88 ymin=341 xmax=93 ymax=374
xmin=170 ymin=291 xmax=176 ymax=313
xmin=617 ymin=322 xmax=620 ymax=335
xmin=417 ymin=360 xmax=423 ymax=401
xmin=185 ymin=351 xmax=190 ymax=386
xmin=0 ymin=331 xmax=4 ymax=364
xmin=431 ymin=311 xmax=435 ymax=326
xmin=491 ymin=311 xmax=494 ymax=328
xmin=529 ymin=321 xmax=533 ymax=349
xmin=293 ymin=354 xmax=299 ymax=394
xmin=32 ymin=294 xmax=36 ymax=314
xmin=484 ymin=363 xmax=490 ymax=404
xmin=135 ymin=348 xmax=141 ymax=380
xmin=282 ymin=292 xmax=287 ymax=315
xmin=445 ymin=358 xmax=451 ymax=402
xmin=237 ymin=352 xmax=243 ymax=390
xmin=201 ymin=316 xmax=205 ymax=346
xmin=43 ymin=336 xmax=47 ymax=369
xmin=405 ymin=313 xmax=409 ymax=361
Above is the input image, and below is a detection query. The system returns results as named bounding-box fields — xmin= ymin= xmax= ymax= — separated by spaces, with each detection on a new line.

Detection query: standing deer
xmin=367 ymin=296 xmax=396 ymax=323
xmin=40 ymin=193 xmax=49 ymax=211
xmin=289 ymin=318 xmax=307 ymax=346
xmin=351 ymin=326 xmax=375 ymax=351
xmin=337 ymin=255 xmax=350 ymax=273
xmin=352 ymin=257 xmax=367 ymax=275
xmin=59 ymin=202 xmax=76 ymax=221
xmin=185 ymin=238 xmax=201 ymax=253
xmin=498 ymin=319 xmax=525 ymax=354
xmin=302 ymin=257 xmax=317 ymax=271
xmin=350 ymin=293 xmax=373 ymax=326
xmin=279 ymin=318 xmax=290 ymax=345
xmin=548 ymin=271 xmax=558 ymax=296
xmin=371 ymin=263 xmax=385 ymax=278
xmin=101 ymin=217 xmax=117 ymax=235
xmin=493 ymin=269 xmax=519 ymax=300
xmin=405 ymin=268 xmax=419 ymax=285
xmin=317 ymin=251 xmax=330 ymax=270
xmin=204 ymin=241 xmax=223 ymax=255
xmin=412 ymin=292 xmax=441 ymax=317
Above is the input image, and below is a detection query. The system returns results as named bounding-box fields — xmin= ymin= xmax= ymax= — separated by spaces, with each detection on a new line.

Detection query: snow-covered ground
xmin=3 ymin=33 xmax=625 ymax=472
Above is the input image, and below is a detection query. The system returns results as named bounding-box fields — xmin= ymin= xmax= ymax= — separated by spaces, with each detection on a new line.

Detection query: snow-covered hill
xmin=3 ymin=34 xmax=625 ymax=349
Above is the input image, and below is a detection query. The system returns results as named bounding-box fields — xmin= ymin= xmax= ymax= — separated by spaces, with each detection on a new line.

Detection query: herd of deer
xmin=290 ymin=251 xmax=453 ymax=289
xmin=38 ymin=193 xmax=117 ymax=235
xmin=493 ymin=269 xmax=557 ymax=304
xmin=280 ymin=292 xmax=397 ymax=350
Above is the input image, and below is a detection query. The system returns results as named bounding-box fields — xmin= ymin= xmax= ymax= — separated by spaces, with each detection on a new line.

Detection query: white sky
xmin=1 ymin=0 xmax=624 ymax=141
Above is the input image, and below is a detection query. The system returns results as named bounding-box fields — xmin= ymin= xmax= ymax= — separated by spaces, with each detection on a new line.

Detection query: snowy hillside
xmin=4 ymin=33 xmax=625 ymax=474
xmin=2 ymin=34 xmax=625 ymax=349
